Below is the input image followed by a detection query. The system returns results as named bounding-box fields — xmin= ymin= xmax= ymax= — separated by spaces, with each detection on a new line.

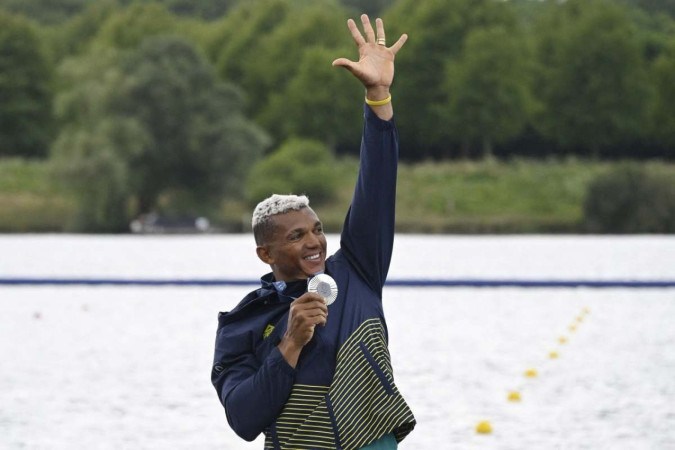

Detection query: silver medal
xmin=308 ymin=273 xmax=338 ymax=305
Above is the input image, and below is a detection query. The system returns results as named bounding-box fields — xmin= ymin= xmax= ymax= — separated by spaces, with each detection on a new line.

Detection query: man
xmin=212 ymin=14 xmax=415 ymax=450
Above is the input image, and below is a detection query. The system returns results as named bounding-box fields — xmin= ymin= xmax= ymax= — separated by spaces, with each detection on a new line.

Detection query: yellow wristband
xmin=364 ymin=95 xmax=392 ymax=106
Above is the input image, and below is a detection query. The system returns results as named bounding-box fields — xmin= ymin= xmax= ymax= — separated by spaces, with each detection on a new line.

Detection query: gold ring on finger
xmin=377 ymin=38 xmax=386 ymax=46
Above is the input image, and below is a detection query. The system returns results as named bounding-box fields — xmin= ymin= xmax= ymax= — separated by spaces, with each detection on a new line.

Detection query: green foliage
xmin=241 ymin=3 xmax=350 ymax=122
xmin=118 ymin=36 xmax=268 ymax=208
xmin=0 ymin=0 xmax=88 ymax=24
xmin=650 ymin=39 xmax=675 ymax=153
xmin=93 ymin=3 xmax=179 ymax=50
xmin=206 ymin=0 xmax=360 ymax=149
xmin=0 ymin=158 xmax=74 ymax=232
xmin=583 ymin=164 xmax=675 ymax=233
xmin=533 ymin=0 xmax=653 ymax=156
xmin=52 ymin=36 xmax=268 ymax=231
xmin=207 ymin=0 xmax=292 ymax=85
xmin=155 ymin=0 xmax=239 ymax=20
xmin=396 ymin=158 xmax=601 ymax=231
xmin=619 ymin=0 xmax=675 ymax=18
xmin=0 ymin=0 xmax=240 ymax=24
xmin=340 ymin=0 xmax=394 ymax=16
xmin=51 ymin=118 xmax=147 ymax=232
xmin=4 ymin=156 xmax=675 ymax=234
xmin=3 ymin=0 xmax=675 ymax=235
xmin=51 ymin=47 xmax=141 ymax=231
xmin=385 ymin=0 xmax=520 ymax=158
xmin=0 ymin=11 xmax=53 ymax=157
xmin=441 ymin=26 xmax=535 ymax=158
xmin=263 ymin=46 xmax=362 ymax=148
xmin=46 ymin=0 xmax=120 ymax=59
xmin=246 ymin=138 xmax=339 ymax=206
xmin=41 ymin=1 xmax=216 ymax=60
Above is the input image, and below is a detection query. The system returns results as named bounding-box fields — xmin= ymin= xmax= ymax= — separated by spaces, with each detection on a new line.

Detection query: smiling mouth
xmin=304 ymin=253 xmax=322 ymax=261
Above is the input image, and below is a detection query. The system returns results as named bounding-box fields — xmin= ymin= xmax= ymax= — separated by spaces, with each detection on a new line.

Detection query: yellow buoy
xmin=569 ymin=324 xmax=577 ymax=332
xmin=549 ymin=351 xmax=559 ymax=359
xmin=559 ymin=336 xmax=568 ymax=344
xmin=476 ymin=420 xmax=493 ymax=434
xmin=507 ymin=391 xmax=522 ymax=402
xmin=576 ymin=315 xmax=584 ymax=323
xmin=524 ymin=368 xmax=538 ymax=378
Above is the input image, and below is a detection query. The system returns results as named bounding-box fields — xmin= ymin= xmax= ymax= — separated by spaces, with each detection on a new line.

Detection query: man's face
xmin=257 ymin=208 xmax=327 ymax=282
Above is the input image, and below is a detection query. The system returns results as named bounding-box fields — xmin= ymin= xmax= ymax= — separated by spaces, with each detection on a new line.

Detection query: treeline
xmin=1 ymin=0 xmax=675 ymax=231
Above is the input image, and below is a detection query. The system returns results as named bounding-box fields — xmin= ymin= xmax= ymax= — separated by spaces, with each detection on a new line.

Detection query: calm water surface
xmin=1 ymin=235 xmax=674 ymax=449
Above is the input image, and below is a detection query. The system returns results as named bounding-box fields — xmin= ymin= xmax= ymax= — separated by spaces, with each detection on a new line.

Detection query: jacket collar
xmin=261 ymin=272 xmax=308 ymax=300
xmin=219 ymin=274 xmax=309 ymax=325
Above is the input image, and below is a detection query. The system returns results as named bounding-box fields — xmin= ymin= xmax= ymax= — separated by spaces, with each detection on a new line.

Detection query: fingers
xmin=389 ymin=33 xmax=408 ymax=55
xmin=346 ymin=14 xmax=379 ymax=46
xmin=344 ymin=15 xmax=406 ymax=53
xmin=376 ymin=17 xmax=385 ymax=44
xmin=361 ymin=14 xmax=376 ymax=43
xmin=286 ymin=294 xmax=328 ymax=347
xmin=295 ymin=292 xmax=328 ymax=307
xmin=346 ymin=18 xmax=365 ymax=46
xmin=332 ymin=57 xmax=354 ymax=70
xmin=290 ymin=293 xmax=328 ymax=324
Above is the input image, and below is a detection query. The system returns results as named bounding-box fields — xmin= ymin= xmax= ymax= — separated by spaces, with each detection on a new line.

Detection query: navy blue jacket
xmin=212 ymin=106 xmax=416 ymax=450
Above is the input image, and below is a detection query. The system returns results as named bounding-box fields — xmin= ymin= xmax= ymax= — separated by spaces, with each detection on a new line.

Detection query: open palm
xmin=333 ymin=15 xmax=407 ymax=90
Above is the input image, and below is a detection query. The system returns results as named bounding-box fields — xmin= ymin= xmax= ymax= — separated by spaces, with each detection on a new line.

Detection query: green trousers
xmin=360 ymin=433 xmax=397 ymax=449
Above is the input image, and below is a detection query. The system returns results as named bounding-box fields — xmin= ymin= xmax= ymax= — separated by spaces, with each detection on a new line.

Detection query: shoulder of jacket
xmin=218 ymin=288 xmax=276 ymax=325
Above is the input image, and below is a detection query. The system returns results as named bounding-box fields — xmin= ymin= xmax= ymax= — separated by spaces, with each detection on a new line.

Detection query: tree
xmin=583 ymin=164 xmax=675 ymax=233
xmin=92 ymin=2 xmax=180 ymax=50
xmin=206 ymin=1 xmax=356 ymax=149
xmin=240 ymin=2 xmax=350 ymax=125
xmin=52 ymin=37 xmax=269 ymax=231
xmin=52 ymin=117 xmax=149 ymax=232
xmin=533 ymin=0 xmax=653 ymax=157
xmin=51 ymin=47 xmax=144 ymax=231
xmin=384 ymin=0 xmax=520 ymax=159
xmin=207 ymin=0 xmax=292 ymax=84
xmin=159 ymin=0 xmax=239 ymax=20
xmin=650 ymin=39 xmax=675 ymax=155
xmin=122 ymin=36 xmax=270 ymax=211
xmin=340 ymin=0 xmax=395 ymax=17
xmin=262 ymin=46 xmax=363 ymax=152
xmin=0 ymin=0 xmax=240 ymax=23
xmin=0 ymin=0 xmax=88 ymax=24
xmin=618 ymin=0 xmax=675 ymax=19
xmin=246 ymin=138 xmax=339 ymax=205
xmin=440 ymin=26 xmax=535 ymax=158
xmin=0 ymin=11 xmax=53 ymax=157
xmin=46 ymin=0 xmax=120 ymax=59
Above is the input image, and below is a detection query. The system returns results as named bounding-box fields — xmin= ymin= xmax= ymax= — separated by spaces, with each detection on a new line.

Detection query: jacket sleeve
xmin=212 ymin=325 xmax=296 ymax=441
xmin=340 ymin=105 xmax=399 ymax=297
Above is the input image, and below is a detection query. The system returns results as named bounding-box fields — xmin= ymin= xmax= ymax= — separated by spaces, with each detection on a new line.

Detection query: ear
xmin=256 ymin=245 xmax=273 ymax=265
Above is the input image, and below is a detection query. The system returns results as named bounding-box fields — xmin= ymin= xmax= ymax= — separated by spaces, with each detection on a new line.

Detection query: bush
xmin=246 ymin=138 xmax=339 ymax=207
xmin=583 ymin=164 xmax=675 ymax=233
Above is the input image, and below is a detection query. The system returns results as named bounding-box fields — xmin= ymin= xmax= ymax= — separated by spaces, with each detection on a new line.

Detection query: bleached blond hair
xmin=252 ymin=194 xmax=310 ymax=245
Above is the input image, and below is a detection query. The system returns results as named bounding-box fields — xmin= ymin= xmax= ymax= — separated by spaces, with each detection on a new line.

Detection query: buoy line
xmin=2 ymin=277 xmax=674 ymax=288
xmin=475 ymin=306 xmax=592 ymax=435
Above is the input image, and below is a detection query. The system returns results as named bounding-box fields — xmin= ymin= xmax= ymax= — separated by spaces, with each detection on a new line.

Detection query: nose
xmin=305 ymin=231 xmax=321 ymax=249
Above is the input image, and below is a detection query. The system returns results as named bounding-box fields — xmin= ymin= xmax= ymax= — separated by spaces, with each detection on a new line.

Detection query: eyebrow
xmin=286 ymin=221 xmax=322 ymax=237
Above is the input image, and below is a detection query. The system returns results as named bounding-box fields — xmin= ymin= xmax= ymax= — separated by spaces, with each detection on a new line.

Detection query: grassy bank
xmin=311 ymin=157 xmax=610 ymax=234
xmin=0 ymin=158 xmax=75 ymax=232
xmin=1 ymin=157 xmax=673 ymax=233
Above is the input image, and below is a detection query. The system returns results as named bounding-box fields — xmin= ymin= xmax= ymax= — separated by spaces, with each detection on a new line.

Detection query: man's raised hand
xmin=332 ymin=14 xmax=407 ymax=91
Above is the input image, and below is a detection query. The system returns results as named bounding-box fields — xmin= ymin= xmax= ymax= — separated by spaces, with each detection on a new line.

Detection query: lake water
xmin=1 ymin=235 xmax=674 ymax=449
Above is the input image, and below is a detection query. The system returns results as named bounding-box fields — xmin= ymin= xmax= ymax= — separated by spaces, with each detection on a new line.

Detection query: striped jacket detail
xmin=265 ymin=318 xmax=415 ymax=449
